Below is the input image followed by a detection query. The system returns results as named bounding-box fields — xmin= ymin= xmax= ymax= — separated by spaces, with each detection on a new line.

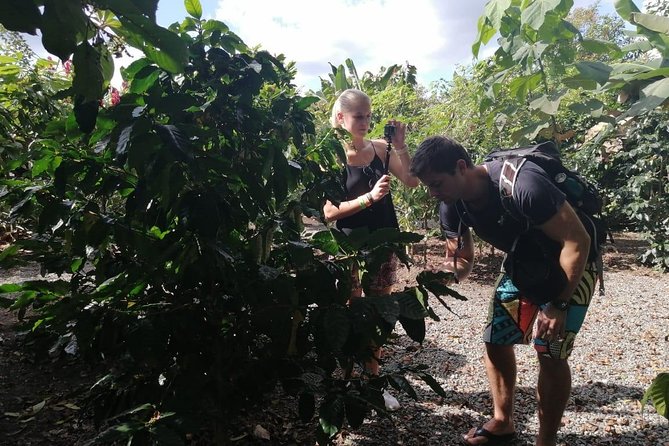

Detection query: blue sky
xmin=28 ymin=0 xmax=622 ymax=92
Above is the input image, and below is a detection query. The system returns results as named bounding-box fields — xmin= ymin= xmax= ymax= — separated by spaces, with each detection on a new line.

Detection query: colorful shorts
xmin=351 ymin=253 xmax=400 ymax=293
xmin=483 ymin=265 xmax=598 ymax=359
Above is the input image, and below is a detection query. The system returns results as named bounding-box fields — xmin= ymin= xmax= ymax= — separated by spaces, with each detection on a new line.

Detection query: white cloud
xmin=215 ymin=0 xmax=618 ymax=91
xmin=215 ymin=0 xmax=489 ymax=90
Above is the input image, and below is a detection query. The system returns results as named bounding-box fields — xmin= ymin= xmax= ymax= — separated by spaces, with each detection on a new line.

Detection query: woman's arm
xmin=322 ymin=174 xmax=391 ymax=222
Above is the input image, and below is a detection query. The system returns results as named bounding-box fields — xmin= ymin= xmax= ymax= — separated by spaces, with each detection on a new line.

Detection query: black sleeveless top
xmin=335 ymin=143 xmax=400 ymax=235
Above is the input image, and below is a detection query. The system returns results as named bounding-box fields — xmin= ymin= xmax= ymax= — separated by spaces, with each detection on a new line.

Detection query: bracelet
xmin=365 ymin=192 xmax=374 ymax=206
xmin=358 ymin=196 xmax=368 ymax=210
xmin=395 ymin=145 xmax=409 ymax=156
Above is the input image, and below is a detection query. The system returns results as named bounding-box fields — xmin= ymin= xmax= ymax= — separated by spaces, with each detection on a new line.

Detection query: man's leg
xmin=463 ymin=343 xmax=517 ymax=444
xmin=536 ymin=355 xmax=571 ymax=446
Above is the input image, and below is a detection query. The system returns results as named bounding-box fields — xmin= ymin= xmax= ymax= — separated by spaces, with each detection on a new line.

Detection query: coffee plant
xmin=0 ymin=1 xmax=465 ymax=443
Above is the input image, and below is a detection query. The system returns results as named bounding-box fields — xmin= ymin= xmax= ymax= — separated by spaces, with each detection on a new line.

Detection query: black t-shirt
xmin=439 ymin=159 xmax=566 ymax=253
xmin=335 ymin=147 xmax=399 ymax=235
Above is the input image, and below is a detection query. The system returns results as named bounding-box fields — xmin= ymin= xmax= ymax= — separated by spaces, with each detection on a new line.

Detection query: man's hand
xmin=533 ymin=305 xmax=567 ymax=342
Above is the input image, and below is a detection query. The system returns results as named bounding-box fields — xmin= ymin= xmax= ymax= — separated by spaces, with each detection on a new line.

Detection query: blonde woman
xmin=323 ymin=89 xmax=419 ymax=410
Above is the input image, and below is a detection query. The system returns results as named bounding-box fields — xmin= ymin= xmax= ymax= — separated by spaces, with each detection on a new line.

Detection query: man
xmin=410 ymin=136 xmax=597 ymax=446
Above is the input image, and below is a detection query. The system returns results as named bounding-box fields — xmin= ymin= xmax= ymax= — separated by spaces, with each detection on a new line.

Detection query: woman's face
xmin=339 ymin=100 xmax=371 ymax=138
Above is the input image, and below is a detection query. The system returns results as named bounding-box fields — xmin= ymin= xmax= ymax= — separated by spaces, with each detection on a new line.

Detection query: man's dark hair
xmin=410 ymin=136 xmax=473 ymax=177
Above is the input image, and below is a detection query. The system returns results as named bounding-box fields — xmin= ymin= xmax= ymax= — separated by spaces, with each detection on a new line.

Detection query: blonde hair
xmin=330 ymin=88 xmax=371 ymax=128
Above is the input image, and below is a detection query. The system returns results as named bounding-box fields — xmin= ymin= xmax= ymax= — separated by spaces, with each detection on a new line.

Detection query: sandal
xmin=463 ymin=426 xmax=516 ymax=445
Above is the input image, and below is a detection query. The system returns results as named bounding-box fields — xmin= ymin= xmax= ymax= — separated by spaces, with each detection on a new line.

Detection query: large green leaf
xmin=575 ymin=61 xmax=613 ymax=85
xmin=580 ymin=39 xmax=623 ymax=59
xmin=508 ymin=73 xmax=542 ymax=102
xmin=72 ymin=42 xmax=105 ymax=102
xmin=619 ymin=77 xmax=669 ymax=119
xmin=184 ymin=0 xmax=203 ymax=20
xmin=310 ymin=230 xmax=339 ymax=255
xmin=529 ymin=91 xmax=566 ymax=115
xmin=521 ymin=0 xmax=562 ymax=31
xmin=473 ymin=15 xmax=497 ymax=58
xmin=98 ymin=0 xmax=188 ymax=73
xmin=0 ymin=0 xmax=42 ymax=35
xmin=319 ymin=395 xmax=345 ymax=438
xmin=40 ymin=0 xmax=89 ymax=61
xmin=614 ymin=0 xmax=640 ymax=22
xmin=484 ymin=0 xmax=513 ymax=31
xmin=642 ymin=372 xmax=669 ymax=419
xmin=322 ymin=307 xmax=350 ymax=351
xmin=388 ymin=374 xmax=417 ymax=399
xmin=634 ymin=12 xmax=669 ymax=35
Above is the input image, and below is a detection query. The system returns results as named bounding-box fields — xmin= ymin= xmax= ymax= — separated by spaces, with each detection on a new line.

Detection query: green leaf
xmin=580 ymin=39 xmax=623 ymax=59
xmin=529 ymin=92 xmax=565 ymax=115
xmin=41 ymin=0 xmax=88 ymax=61
xmin=0 ymin=282 xmax=23 ymax=293
xmin=575 ymin=61 xmax=613 ymax=85
xmin=333 ymin=64 xmax=348 ymax=92
xmin=508 ymin=73 xmax=542 ymax=102
xmin=619 ymin=78 xmax=669 ymax=119
xmin=521 ymin=0 xmax=562 ymax=31
xmin=641 ymin=372 xmax=669 ymax=419
xmin=184 ymin=0 xmax=203 ymax=19
xmin=396 ymin=292 xmax=429 ymax=319
xmin=72 ymin=42 xmax=105 ymax=102
xmin=310 ymin=230 xmax=339 ymax=256
xmin=0 ymin=1 xmax=42 ymax=35
xmin=388 ymin=374 xmax=417 ymax=399
xmin=323 ymin=307 xmax=351 ymax=351
xmin=614 ymin=0 xmax=641 ymax=22
xmin=484 ymin=0 xmax=512 ymax=30
xmin=568 ymin=99 xmax=604 ymax=117
xmin=414 ymin=371 xmax=447 ymax=398
xmin=473 ymin=16 xmax=497 ymax=58
xmin=296 ymin=96 xmax=321 ymax=111
xmin=562 ymin=74 xmax=598 ymax=90
xmin=399 ymin=316 xmax=426 ymax=343
xmin=110 ymin=8 xmax=188 ymax=73
xmin=343 ymin=394 xmax=366 ymax=428
xmin=319 ymin=395 xmax=345 ymax=438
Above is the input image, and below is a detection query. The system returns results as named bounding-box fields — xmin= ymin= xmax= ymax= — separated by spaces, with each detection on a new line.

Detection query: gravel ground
xmin=333 ymin=234 xmax=669 ymax=446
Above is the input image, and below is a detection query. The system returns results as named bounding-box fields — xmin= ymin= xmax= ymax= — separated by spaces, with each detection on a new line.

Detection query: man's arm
xmin=442 ymin=230 xmax=475 ymax=282
xmin=539 ymin=201 xmax=591 ymax=304
xmin=535 ymin=201 xmax=590 ymax=340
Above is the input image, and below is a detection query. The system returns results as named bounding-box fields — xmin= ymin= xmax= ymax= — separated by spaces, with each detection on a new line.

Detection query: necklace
xmin=349 ymin=140 xmax=367 ymax=152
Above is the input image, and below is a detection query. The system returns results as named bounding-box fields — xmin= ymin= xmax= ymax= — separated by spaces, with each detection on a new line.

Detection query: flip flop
xmin=463 ymin=426 xmax=516 ymax=445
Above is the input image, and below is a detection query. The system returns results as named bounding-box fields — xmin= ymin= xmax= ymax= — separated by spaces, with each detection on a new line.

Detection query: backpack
xmin=484 ymin=141 xmax=608 ymax=297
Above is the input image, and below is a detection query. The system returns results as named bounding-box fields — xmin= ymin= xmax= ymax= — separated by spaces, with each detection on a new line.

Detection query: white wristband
xmin=395 ymin=145 xmax=409 ymax=155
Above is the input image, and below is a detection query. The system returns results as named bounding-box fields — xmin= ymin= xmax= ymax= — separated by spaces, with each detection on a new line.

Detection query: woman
xmin=323 ymin=88 xmax=419 ymax=410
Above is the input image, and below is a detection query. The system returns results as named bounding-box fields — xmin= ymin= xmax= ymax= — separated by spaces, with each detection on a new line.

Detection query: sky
xmin=154 ymin=0 xmax=618 ymax=92
xmin=26 ymin=0 xmax=621 ymax=92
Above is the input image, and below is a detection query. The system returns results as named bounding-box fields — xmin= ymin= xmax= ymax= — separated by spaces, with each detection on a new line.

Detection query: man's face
xmin=418 ymin=164 xmax=465 ymax=204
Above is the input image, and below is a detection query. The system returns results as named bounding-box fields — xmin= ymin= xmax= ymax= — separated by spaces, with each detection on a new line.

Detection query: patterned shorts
xmin=351 ymin=253 xmax=400 ymax=294
xmin=483 ymin=265 xmax=598 ymax=359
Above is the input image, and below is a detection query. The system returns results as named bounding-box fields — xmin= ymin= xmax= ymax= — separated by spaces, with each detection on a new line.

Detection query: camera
xmin=383 ymin=123 xmax=395 ymax=141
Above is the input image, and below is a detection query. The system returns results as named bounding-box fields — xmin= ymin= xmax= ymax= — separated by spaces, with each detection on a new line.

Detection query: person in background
xmin=323 ymin=88 xmax=419 ymax=410
xmin=410 ymin=135 xmax=596 ymax=446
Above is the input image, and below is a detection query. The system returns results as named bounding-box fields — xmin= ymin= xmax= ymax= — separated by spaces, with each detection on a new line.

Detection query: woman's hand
xmin=387 ymin=119 xmax=406 ymax=148
xmin=370 ymin=174 xmax=391 ymax=202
